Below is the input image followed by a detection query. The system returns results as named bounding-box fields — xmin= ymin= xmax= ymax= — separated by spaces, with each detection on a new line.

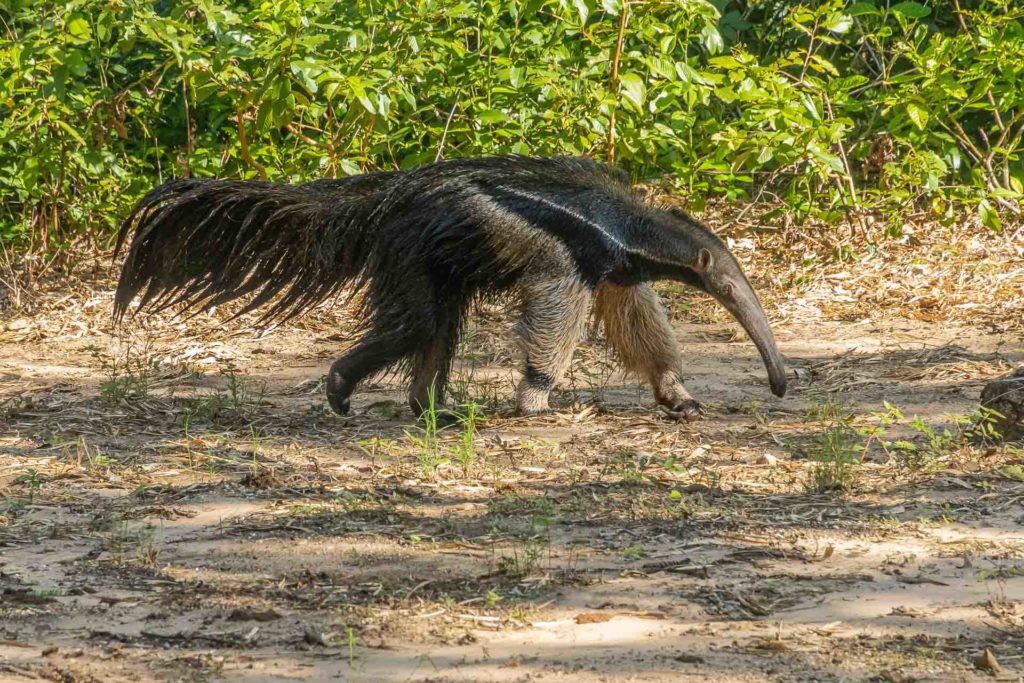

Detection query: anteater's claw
xmin=662 ymin=399 xmax=702 ymax=422
xmin=327 ymin=392 xmax=351 ymax=416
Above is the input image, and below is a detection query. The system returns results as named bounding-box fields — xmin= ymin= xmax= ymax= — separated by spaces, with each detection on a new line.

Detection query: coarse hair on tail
xmin=112 ymin=173 xmax=392 ymax=324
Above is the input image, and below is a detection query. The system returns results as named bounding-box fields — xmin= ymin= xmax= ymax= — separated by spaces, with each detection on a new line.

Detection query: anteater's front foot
xmin=514 ymin=382 xmax=551 ymax=418
xmin=659 ymin=398 xmax=702 ymax=422
xmin=653 ymin=373 xmax=702 ymax=422
xmin=326 ymin=361 xmax=353 ymax=416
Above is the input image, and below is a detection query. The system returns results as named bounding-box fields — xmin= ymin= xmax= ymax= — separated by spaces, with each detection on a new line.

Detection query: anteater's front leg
xmin=594 ymin=282 xmax=701 ymax=421
xmin=514 ymin=276 xmax=592 ymax=415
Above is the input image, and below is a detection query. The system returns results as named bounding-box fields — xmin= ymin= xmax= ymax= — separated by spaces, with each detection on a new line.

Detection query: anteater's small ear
xmin=694 ymin=247 xmax=713 ymax=272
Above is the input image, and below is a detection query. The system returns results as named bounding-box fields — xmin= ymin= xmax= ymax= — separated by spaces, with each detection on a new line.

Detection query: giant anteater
xmin=114 ymin=155 xmax=787 ymax=421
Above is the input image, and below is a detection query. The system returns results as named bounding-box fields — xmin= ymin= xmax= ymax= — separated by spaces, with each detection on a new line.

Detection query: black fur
xmin=115 ymin=155 xmax=785 ymax=416
xmin=113 ymin=157 xmax=721 ymax=322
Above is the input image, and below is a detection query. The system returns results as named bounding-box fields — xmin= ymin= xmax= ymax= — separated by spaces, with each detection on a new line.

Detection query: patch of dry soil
xmin=1 ymin=270 xmax=1023 ymax=683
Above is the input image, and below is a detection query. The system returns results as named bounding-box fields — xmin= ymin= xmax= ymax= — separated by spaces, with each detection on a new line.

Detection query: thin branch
xmin=435 ymin=97 xmax=459 ymax=163
xmin=237 ymin=110 xmax=268 ymax=180
xmin=607 ymin=2 xmax=630 ymax=164
xmin=823 ymin=95 xmax=866 ymax=236
xmin=952 ymin=0 xmax=1006 ymax=133
xmin=181 ymin=79 xmax=193 ymax=178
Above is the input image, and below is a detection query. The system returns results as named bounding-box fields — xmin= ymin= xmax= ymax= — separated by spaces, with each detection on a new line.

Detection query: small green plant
xmin=567 ymin=347 xmax=616 ymax=407
xmin=446 ymin=370 xmax=473 ymax=407
xmin=67 ymin=437 xmax=116 ymax=474
xmin=404 ymin=384 xmax=450 ymax=477
xmin=248 ymin=425 xmax=263 ymax=476
xmin=346 ymin=625 xmax=358 ymax=668
xmin=489 ymin=493 xmax=557 ymax=519
xmin=453 ymin=401 xmax=483 ymax=476
xmin=13 ymin=468 xmax=42 ymax=504
xmin=667 ymin=488 xmax=707 ymax=519
xmin=603 ymin=447 xmax=655 ymax=485
xmin=95 ymin=342 xmax=155 ymax=407
xmin=498 ymin=515 xmax=552 ymax=579
xmin=224 ymin=368 xmax=267 ymax=418
xmin=622 ymin=544 xmax=645 ymax=561
xmin=107 ymin=519 xmax=160 ymax=566
xmin=694 ymin=465 xmax=723 ymax=491
xmin=356 ymin=436 xmax=398 ymax=464
xmin=871 ymin=402 xmax=996 ymax=472
xmin=182 ymin=413 xmax=197 ymax=470
xmin=971 ymin=406 xmax=1007 ymax=445
xmin=805 ymin=404 xmax=862 ymax=493
xmin=998 ymin=464 xmax=1024 ymax=482
xmin=135 ymin=524 xmax=161 ymax=567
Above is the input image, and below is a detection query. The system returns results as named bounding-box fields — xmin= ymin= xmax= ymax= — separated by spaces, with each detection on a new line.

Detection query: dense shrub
xmin=0 ymin=0 xmax=1020 ymax=250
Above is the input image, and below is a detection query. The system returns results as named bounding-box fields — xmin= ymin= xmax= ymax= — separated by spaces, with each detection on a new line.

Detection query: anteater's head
xmin=639 ymin=207 xmax=788 ymax=398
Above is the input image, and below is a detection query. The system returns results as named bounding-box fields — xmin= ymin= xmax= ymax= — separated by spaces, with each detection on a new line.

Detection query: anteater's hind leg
xmin=407 ymin=310 xmax=463 ymax=421
xmin=594 ymin=282 xmax=701 ymax=421
xmin=325 ymin=321 xmax=423 ymax=416
xmin=514 ymin=276 xmax=592 ymax=415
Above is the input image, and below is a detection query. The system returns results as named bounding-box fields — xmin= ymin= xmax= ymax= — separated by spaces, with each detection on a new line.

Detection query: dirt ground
xmin=2 ymin=218 xmax=1024 ymax=682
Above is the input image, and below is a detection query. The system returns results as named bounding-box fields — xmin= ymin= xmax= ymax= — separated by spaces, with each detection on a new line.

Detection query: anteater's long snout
xmin=717 ymin=285 xmax=788 ymax=398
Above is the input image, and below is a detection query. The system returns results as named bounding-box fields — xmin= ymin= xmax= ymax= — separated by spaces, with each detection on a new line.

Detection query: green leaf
xmin=601 ymin=0 xmax=622 ymax=13
xmin=848 ymin=2 xmax=878 ymax=16
xmin=675 ymin=61 xmax=708 ymax=85
xmin=807 ymin=143 xmax=845 ymax=174
xmin=573 ymin=0 xmax=589 ymax=24
xmin=476 ymin=109 xmax=508 ymax=124
xmin=890 ymin=2 xmax=931 ymax=18
xmin=906 ymin=103 xmax=929 ymax=130
xmin=978 ymin=199 xmax=1001 ymax=231
xmin=618 ymin=72 xmax=645 ymax=109
xmin=56 ymin=120 xmax=86 ymax=145
xmin=701 ymin=25 xmax=724 ymax=54
xmin=66 ymin=15 xmax=92 ymax=41
xmin=708 ymin=56 xmax=742 ymax=69
xmin=822 ymin=13 xmax=852 ymax=34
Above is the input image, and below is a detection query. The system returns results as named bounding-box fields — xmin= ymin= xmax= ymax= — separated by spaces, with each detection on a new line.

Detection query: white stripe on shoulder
xmin=496 ymin=185 xmax=684 ymax=272
xmin=495 ymin=185 xmax=630 ymax=253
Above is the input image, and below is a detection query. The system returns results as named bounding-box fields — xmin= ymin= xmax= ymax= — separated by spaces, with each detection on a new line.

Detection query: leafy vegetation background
xmin=1 ymin=0 xmax=1021 ymax=252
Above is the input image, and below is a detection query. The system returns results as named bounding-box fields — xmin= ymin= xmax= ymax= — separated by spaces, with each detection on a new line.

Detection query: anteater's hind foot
xmin=326 ymin=359 xmax=354 ymax=415
xmin=514 ymin=275 xmax=592 ymax=417
xmin=515 ymin=378 xmax=555 ymax=416
xmin=407 ymin=313 xmax=463 ymax=425
xmin=324 ymin=318 xmax=425 ymax=418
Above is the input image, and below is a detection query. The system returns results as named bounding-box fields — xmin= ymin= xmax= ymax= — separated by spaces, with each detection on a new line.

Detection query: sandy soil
xmin=1 ymin=246 xmax=1023 ymax=682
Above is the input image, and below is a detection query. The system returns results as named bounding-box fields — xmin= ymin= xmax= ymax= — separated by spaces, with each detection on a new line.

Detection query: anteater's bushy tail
xmin=113 ymin=173 xmax=394 ymax=324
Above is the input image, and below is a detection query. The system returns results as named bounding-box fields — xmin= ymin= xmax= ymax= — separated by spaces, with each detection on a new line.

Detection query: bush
xmin=1 ymin=0 xmax=1020 ymax=251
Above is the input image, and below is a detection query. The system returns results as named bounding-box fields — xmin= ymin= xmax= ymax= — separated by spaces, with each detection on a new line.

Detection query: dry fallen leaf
xmin=973 ymin=648 xmax=1001 ymax=674
xmin=575 ymin=612 xmax=613 ymax=624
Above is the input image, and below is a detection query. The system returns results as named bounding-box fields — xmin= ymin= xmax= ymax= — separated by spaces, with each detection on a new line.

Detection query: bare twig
xmin=823 ymin=95 xmax=867 ymax=236
xmin=181 ymin=79 xmax=193 ymax=178
xmin=606 ymin=2 xmax=630 ymax=164
xmin=435 ymin=98 xmax=460 ymax=163
xmin=237 ymin=110 xmax=269 ymax=180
